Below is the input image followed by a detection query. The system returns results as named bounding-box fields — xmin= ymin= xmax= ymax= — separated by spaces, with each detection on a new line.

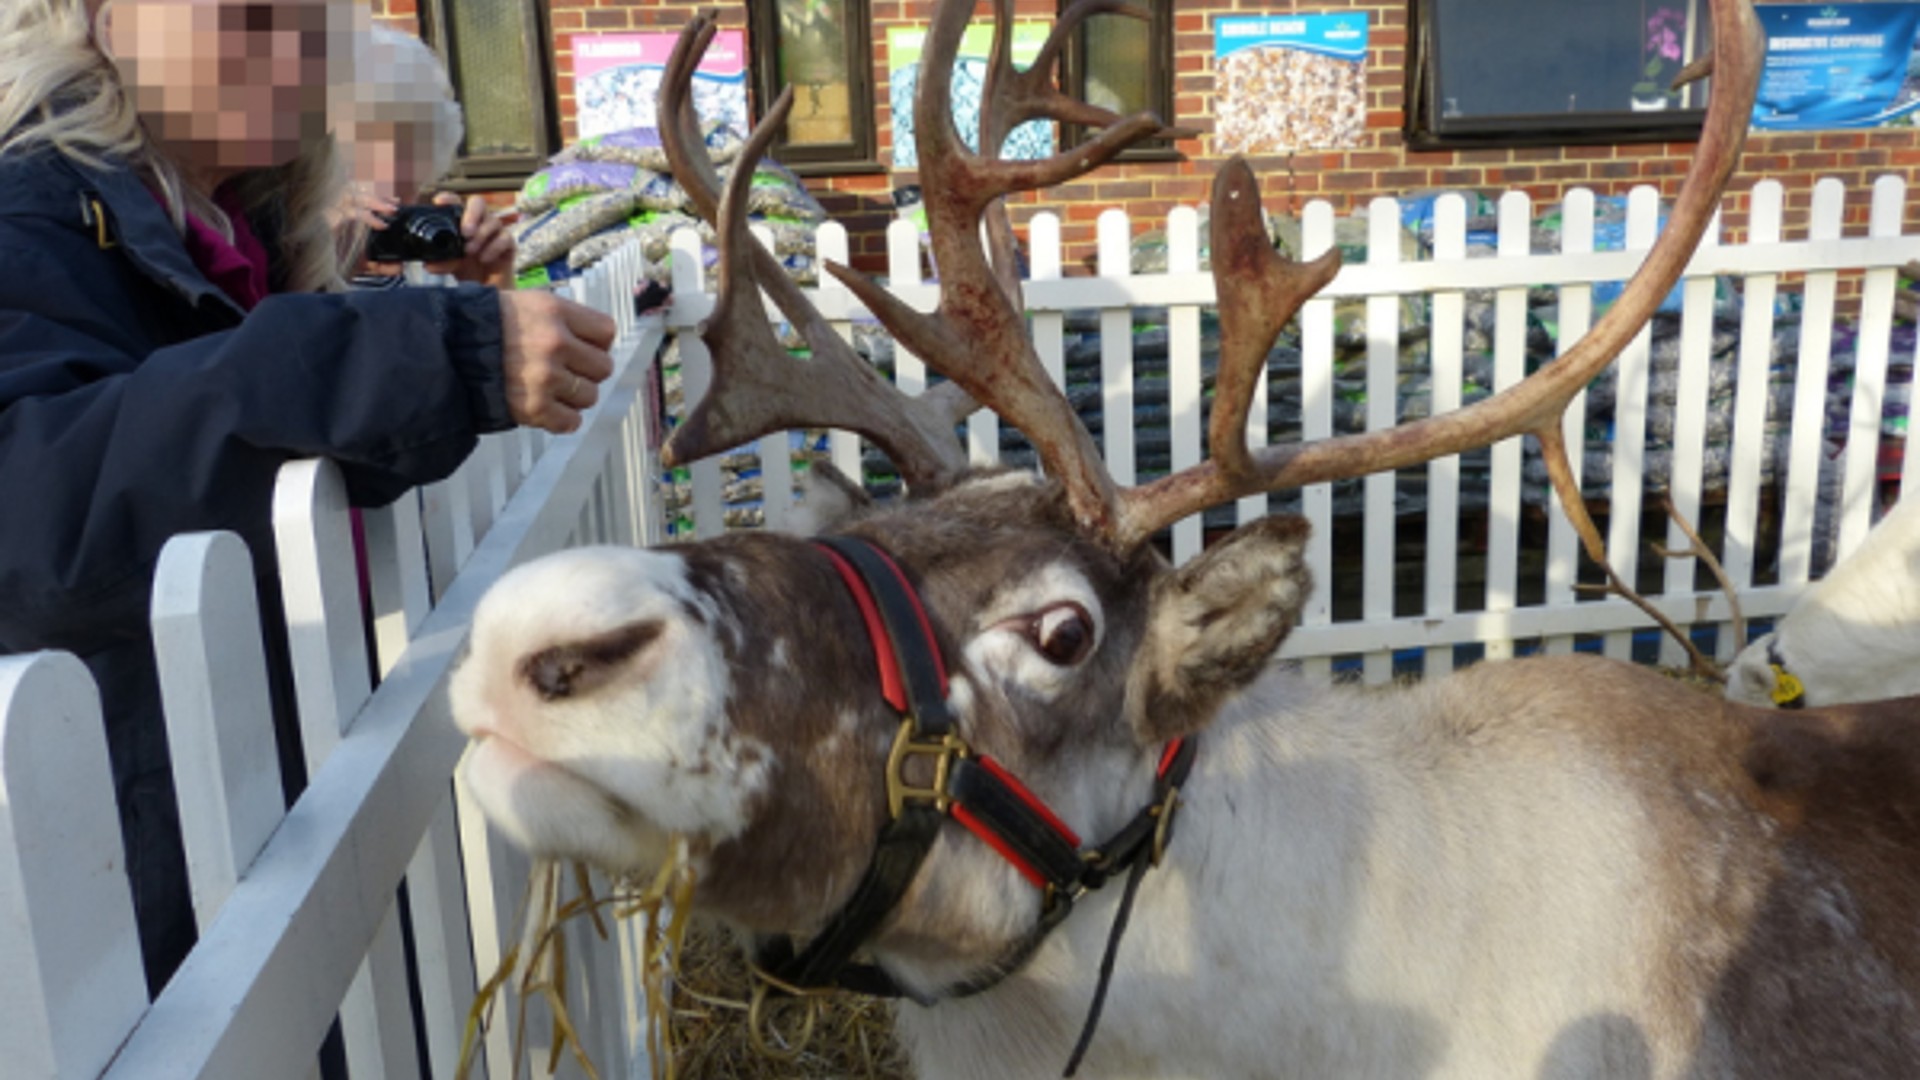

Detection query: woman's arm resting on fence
xmin=0 ymin=248 xmax=512 ymax=647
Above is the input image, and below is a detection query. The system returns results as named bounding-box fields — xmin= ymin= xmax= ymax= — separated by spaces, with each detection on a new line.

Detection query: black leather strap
xmin=949 ymin=758 xmax=1087 ymax=890
xmin=758 ymin=804 xmax=942 ymax=991
xmin=815 ymin=536 xmax=955 ymax=735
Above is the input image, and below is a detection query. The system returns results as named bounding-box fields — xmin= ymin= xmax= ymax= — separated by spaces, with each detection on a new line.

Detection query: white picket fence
xmin=0 ymin=175 xmax=1913 ymax=1077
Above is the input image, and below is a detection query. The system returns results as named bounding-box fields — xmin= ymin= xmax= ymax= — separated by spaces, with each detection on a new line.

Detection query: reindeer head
xmin=451 ymin=0 xmax=1761 ymax=999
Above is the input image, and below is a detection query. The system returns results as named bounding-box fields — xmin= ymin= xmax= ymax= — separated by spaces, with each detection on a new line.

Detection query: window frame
xmin=1059 ymin=0 xmax=1180 ymax=162
xmin=748 ymin=0 xmax=882 ymax=177
xmin=416 ymin=0 xmax=562 ymax=191
xmin=1404 ymin=0 xmax=1709 ymax=150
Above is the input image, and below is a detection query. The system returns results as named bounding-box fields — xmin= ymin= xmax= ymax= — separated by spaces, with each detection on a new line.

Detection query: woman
xmin=0 ymin=0 xmax=615 ymax=992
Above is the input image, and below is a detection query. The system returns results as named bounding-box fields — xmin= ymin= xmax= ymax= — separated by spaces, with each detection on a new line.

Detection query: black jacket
xmin=0 ymin=148 xmax=514 ymax=990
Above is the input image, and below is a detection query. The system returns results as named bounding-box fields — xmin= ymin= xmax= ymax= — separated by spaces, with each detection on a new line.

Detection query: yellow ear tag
xmin=1769 ymin=665 xmax=1805 ymax=707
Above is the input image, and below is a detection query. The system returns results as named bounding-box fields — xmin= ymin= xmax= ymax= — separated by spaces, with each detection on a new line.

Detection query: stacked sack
xmin=511 ymin=120 xmax=829 ymax=289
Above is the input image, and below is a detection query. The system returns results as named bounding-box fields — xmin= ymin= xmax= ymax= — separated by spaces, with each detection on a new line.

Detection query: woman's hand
xmin=497 ymin=291 xmax=617 ymax=434
xmin=426 ymin=192 xmax=518 ymax=290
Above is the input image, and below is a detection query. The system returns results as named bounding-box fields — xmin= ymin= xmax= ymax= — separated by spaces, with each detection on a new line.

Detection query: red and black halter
xmin=752 ymin=535 xmax=1194 ymax=1076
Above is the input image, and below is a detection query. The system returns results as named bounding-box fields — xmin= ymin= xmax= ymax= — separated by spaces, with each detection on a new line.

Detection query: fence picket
xmin=1484 ymin=191 xmax=1533 ymax=662
xmin=673 ymin=227 xmax=726 ymax=540
xmin=1296 ymin=200 xmax=1337 ymax=682
xmin=1658 ymin=208 xmax=1723 ymax=667
xmin=1544 ymin=189 xmax=1597 ymax=656
xmin=1424 ymin=193 xmax=1468 ymax=678
xmin=1029 ymin=213 xmax=1068 ymax=393
xmin=1721 ymin=181 xmax=1784 ymax=656
xmin=1781 ymin=179 xmax=1847 ymax=585
xmin=1837 ymin=175 xmax=1906 ymax=558
xmin=364 ymin=494 xmax=432 ymax=675
xmin=1602 ymin=188 xmax=1661 ymax=661
xmin=0 ymin=652 xmax=147 ymax=1080
xmin=888 ymin=219 xmax=929 ymax=398
xmin=1363 ymin=197 xmax=1403 ymax=683
xmin=1167 ymin=206 xmax=1205 ymax=563
xmin=152 ymin=532 xmax=284 ymax=928
xmin=1098 ymin=210 xmax=1137 ymax=486
xmin=816 ymin=223 xmax=866 ymax=485
xmin=273 ymin=460 xmax=419 ymax=1080
xmin=421 ymin=465 xmax=475 ymax=603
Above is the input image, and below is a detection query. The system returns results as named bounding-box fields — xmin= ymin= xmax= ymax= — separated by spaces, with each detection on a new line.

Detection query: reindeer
xmin=1726 ymin=495 xmax=1920 ymax=708
xmin=450 ymin=2 xmax=1920 ymax=1076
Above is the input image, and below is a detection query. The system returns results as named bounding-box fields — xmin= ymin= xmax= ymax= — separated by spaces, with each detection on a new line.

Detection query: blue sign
xmin=1752 ymin=3 xmax=1920 ymax=130
xmin=1214 ymin=14 xmax=1370 ymax=63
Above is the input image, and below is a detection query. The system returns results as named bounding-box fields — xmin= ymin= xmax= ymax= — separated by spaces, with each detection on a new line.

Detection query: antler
xmin=826 ymin=0 xmax=1177 ymax=537
xmin=655 ymin=11 xmax=974 ymax=489
xmin=662 ymin=0 xmax=1762 ymax=566
xmin=1108 ymin=0 xmax=1765 ymax=549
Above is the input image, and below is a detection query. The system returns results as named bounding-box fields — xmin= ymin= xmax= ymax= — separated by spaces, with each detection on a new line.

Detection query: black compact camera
xmin=365 ymin=204 xmax=466 ymax=263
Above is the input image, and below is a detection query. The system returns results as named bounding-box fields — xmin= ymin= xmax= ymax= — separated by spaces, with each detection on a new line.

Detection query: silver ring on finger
xmin=569 ymin=372 xmax=585 ymax=400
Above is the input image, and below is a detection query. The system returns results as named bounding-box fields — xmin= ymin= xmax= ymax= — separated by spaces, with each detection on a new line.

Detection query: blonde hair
xmin=0 ymin=0 xmax=348 ymax=293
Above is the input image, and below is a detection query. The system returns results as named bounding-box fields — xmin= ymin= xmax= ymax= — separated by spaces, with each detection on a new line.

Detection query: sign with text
xmin=1214 ymin=14 xmax=1371 ymax=154
xmin=1752 ymin=3 xmax=1920 ymax=130
xmin=572 ymin=31 xmax=749 ymax=140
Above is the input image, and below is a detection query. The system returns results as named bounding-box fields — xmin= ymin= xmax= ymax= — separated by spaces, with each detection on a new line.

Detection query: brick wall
xmin=371 ymin=1 xmax=1920 ymax=276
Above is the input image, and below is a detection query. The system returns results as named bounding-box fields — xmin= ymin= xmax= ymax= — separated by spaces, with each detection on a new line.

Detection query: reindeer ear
xmin=781 ymin=461 xmax=871 ymax=537
xmin=1127 ymin=515 xmax=1312 ymax=744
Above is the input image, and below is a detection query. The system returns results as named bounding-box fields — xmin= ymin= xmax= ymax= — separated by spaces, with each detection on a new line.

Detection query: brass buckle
xmin=1149 ymin=786 xmax=1182 ymax=867
xmin=886 ymin=716 xmax=968 ymax=818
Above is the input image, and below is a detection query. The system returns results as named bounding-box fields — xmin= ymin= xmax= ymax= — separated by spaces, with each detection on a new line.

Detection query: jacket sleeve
xmin=0 ymin=242 xmax=513 ymax=650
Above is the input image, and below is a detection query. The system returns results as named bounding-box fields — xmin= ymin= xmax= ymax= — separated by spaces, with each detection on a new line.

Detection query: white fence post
xmin=1482 ymin=190 xmax=1533 ymax=664
xmin=274 ymin=459 xmax=419 ymax=1080
xmin=1167 ymin=205 xmax=1205 ymax=563
xmin=1296 ymin=199 xmax=1338 ymax=682
xmin=1424 ymin=193 xmax=1468 ymax=677
xmin=0 ymin=652 xmax=147 ymax=1080
xmin=152 ymin=532 xmax=284 ymax=928
xmin=1362 ymin=196 xmax=1404 ymax=682
xmin=1543 ymin=189 xmax=1596 ymax=658
xmin=1097 ymin=209 xmax=1137 ymax=486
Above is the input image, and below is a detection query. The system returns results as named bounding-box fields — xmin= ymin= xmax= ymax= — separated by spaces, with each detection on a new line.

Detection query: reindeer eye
xmin=1027 ymin=603 xmax=1094 ymax=666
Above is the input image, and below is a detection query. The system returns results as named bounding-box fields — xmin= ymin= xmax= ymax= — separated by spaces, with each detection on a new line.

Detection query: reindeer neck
xmin=895 ymin=659 xmax=1723 ymax=1079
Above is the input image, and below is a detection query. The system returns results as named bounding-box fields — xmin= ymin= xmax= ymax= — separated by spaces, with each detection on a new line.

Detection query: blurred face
xmin=104 ymin=0 xmax=341 ymax=180
xmin=340 ymin=117 xmax=439 ymax=203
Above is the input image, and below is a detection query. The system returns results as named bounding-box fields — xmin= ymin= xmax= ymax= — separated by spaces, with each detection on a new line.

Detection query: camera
xmin=365 ymin=204 xmax=466 ymax=264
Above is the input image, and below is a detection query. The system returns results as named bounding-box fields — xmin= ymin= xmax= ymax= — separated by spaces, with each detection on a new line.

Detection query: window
xmin=418 ymin=0 xmax=560 ymax=187
xmin=1408 ymin=0 xmax=1710 ymax=148
xmin=1061 ymin=0 xmax=1177 ymax=159
xmin=749 ymin=0 xmax=879 ymax=175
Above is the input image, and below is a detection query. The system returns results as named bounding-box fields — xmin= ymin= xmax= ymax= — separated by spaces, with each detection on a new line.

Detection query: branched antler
xmin=660 ymin=0 xmax=1767 ymax=597
xmin=1651 ymin=497 xmax=1745 ymax=661
xmin=824 ymin=0 xmax=1182 ymax=536
xmin=654 ymin=11 xmax=974 ymax=489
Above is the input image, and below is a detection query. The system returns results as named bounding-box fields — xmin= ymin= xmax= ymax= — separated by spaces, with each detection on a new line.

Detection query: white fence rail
xmin=0 ymin=176 xmax=1913 ymax=1076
